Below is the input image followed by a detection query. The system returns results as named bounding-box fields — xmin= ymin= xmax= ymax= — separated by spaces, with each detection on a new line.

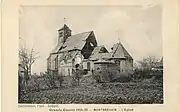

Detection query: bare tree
xmin=137 ymin=56 xmax=159 ymax=71
xmin=19 ymin=45 xmax=39 ymax=87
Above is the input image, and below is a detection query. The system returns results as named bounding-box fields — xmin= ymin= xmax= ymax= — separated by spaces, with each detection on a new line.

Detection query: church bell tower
xmin=58 ymin=24 xmax=72 ymax=44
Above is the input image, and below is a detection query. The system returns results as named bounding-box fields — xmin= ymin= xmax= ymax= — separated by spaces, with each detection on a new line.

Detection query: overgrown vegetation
xmin=19 ymin=82 xmax=163 ymax=104
xmin=93 ymin=66 xmax=131 ymax=83
xmin=18 ymin=56 xmax=163 ymax=104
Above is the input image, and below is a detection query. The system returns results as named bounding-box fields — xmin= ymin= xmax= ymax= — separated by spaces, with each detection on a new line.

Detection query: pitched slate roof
xmin=91 ymin=46 xmax=103 ymax=55
xmin=111 ymin=43 xmax=133 ymax=59
xmin=51 ymin=31 xmax=93 ymax=54
xmin=89 ymin=46 xmax=110 ymax=60
xmin=90 ymin=45 xmax=108 ymax=57
xmin=60 ymin=31 xmax=93 ymax=52
xmin=89 ymin=43 xmax=133 ymax=60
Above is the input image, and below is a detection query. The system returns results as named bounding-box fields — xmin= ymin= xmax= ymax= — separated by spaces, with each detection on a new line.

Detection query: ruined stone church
xmin=47 ymin=24 xmax=133 ymax=76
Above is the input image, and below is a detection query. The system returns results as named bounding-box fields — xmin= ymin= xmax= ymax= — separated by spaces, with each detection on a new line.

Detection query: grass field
xmin=19 ymin=82 xmax=163 ymax=104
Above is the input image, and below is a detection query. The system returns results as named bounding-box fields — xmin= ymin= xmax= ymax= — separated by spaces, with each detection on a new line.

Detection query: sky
xmin=19 ymin=3 xmax=162 ymax=74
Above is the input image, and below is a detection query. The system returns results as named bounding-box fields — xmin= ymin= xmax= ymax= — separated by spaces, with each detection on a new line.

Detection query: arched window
xmin=72 ymin=59 xmax=75 ymax=67
xmin=87 ymin=62 xmax=91 ymax=71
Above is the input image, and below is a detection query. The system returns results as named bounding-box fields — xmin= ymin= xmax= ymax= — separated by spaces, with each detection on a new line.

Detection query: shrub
xmin=93 ymin=75 xmax=102 ymax=83
xmin=111 ymin=73 xmax=131 ymax=83
xmin=42 ymin=71 xmax=65 ymax=89
xmin=93 ymin=66 xmax=118 ymax=83
xmin=71 ymin=69 xmax=88 ymax=86
xmin=26 ymin=75 xmax=41 ymax=92
xmin=93 ymin=66 xmax=131 ymax=83
xmin=43 ymin=72 xmax=57 ymax=89
xmin=57 ymin=72 xmax=64 ymax=87
xmin=80 ymin=75 xmax=96 ymax=85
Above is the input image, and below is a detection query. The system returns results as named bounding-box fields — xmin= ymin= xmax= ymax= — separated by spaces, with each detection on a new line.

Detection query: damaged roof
xmin=90 ymin=46 xmax=108 ymax=57
xmin=89 ymin=46 xmax=110 ymax=60
xmin=51 ymin=31 xmax=93 ymax=54
xmin=60 ymin=31 xmax=92 ymax=52
xmin=89 ymin=42 xmax=133 ymax=60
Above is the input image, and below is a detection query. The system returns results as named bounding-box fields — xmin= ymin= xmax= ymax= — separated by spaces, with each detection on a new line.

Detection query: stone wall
xmin=93 ymin=62 xmax=118 ymax=82
xmin=125 ymin=59 xmax=133 ymax=73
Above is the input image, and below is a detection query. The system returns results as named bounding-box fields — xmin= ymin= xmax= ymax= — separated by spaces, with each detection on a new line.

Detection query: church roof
xmin=110 ymin=42 xmax=133 ymax=59
xmin=51 ymin=31 xmax=93 ymax=54
xmin=91 ymin=46 xmax=103 ymax=55
xmin=90 ymin=45 xmax=108 ymax=56
xmin=89 ymin=42 xmax=133 ymax=60
xmin=89 ymin=46 xmax=109 ymax=60
xmin=58 ymin=24 xmax=71 ymax=31
xmin=59 ymin=31 xmax=93 ymax=52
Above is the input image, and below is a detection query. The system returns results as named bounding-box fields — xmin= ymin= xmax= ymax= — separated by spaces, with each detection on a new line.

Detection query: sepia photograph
xmin=18 ymin=5 xmax=163 ymax=104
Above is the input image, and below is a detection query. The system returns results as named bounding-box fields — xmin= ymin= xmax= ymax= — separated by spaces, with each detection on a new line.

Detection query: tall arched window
xmin=87 ymin=62 xmax=91 ymax=71
xmin=72 ymin=59 xmax=75 ymax=67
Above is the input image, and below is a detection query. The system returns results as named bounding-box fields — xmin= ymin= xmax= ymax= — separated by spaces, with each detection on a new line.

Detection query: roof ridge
xmin=111 ymin=42 xmax=133 ymax=59
xmin=120 ymin=43 xmax=133 ymax=59
xmin=71 ymin=31 xmax=93 ymax=36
